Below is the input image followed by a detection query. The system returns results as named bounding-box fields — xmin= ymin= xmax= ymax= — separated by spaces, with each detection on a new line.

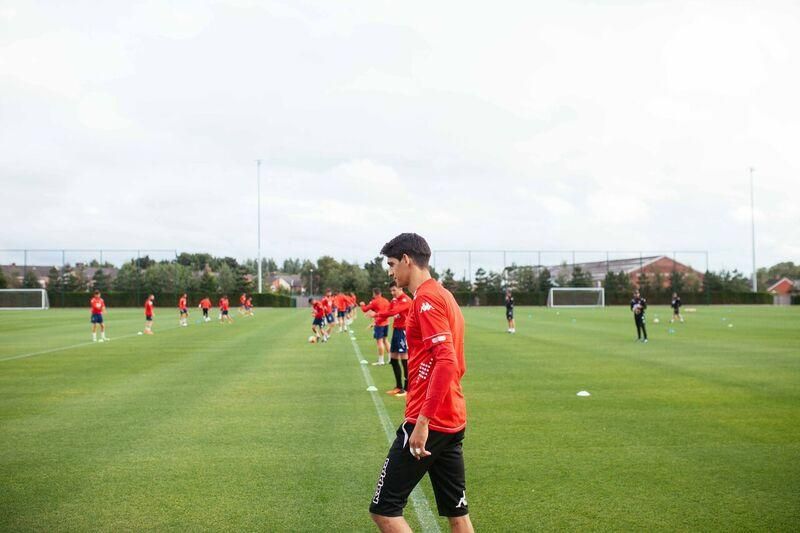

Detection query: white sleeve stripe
xmin=422 ymin=332 xmax=451 ymax=341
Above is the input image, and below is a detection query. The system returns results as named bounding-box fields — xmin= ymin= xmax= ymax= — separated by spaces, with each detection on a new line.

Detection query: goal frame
xmin=0 ymin=289 xmax=50 ymax=310
xmin=547 ymin=287 xmax=605 ymax=308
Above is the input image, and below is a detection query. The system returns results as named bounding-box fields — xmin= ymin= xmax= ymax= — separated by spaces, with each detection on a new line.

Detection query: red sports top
xmin=334 ymin=293 xmax=349 ymax=311
xmin=374 ymin=292 xmax=412 ymax=329
xmin=312 ymin=301 xmax=326 ymax=319
xmin=90 ymin=296 xmax=105 ymax=315
xmin=322 ymin=296 xmax=334 ymax=314
xmin=199 ymin=298 xmax=212 ymax=309
xmin=144 ymin=299 xmax=154 ymax=316
xmin=240 ymin=294 xmax=246 ymax=305
xmin=178 ymin=297 xmax=187 ymax=309
xmin=404 ymin=279 xmax=466 ymax=433
xmin=361 ymin=295 xmax=391 ymax=326
xmin=246 ymin=298 xmax=252 ymax=306
xmin=219 ymin=298 xmax=229 ymax=311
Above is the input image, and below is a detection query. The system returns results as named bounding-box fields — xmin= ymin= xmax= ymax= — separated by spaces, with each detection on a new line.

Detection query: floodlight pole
xmin=257 ymin=159 xmax=263 ymax=294
xmin=749 ymin=167 xmax=757 ymax=292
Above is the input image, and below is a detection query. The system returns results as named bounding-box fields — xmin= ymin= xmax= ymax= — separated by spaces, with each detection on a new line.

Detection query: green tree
xmin=143 ymin=263 xmax=174 ymax=294
xmin=555 ymin=262 xmax=569 ymax=287
xmin=198 ymin=269 xmax=218 ymax=295
xmin=47 ymin=267 xmax=60 ymax=290
xmin=216 ymin=263 xmax=237 ymax=295
xmin=515 ymin=266 xmax=538 ymax=292
xmin=569 ymin=266 xmax=593 ymax=287
xmin=22 ymin=270 xmax=41 ymax=288
xmin=473 ymin=268 xmax=488 ymax=292
xmin=92 ymin=269 xmax=110 ymax=292
xmin=282 ymin=258 xmax=302 ymax=274
xmin=363 ymin=256 xmax=390 ymax=293
xmin=669 ymin=270 xmax=685 ymax=294
xmin=114 ymin=262 xmax=143 ymax=291
xmin=441 ymin=268 xmax=458 ymax=292
xmin=537 ymin=268 xmax=553 ymax=292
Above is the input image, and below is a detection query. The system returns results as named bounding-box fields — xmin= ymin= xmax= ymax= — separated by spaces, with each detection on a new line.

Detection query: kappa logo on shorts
xmin=420 ymin=302 xmax=434 ymax=313
xmin=372 ymin=458 xmax=390 ymax=504
xmin=456 ymin=490 xmax=468 ymax=509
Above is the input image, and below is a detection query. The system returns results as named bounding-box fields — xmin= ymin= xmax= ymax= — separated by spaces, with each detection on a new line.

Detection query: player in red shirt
xmin=322 ymin=289 xmax=336 ymax=336
xmin=143 ymin=294 xmax=155 ymax=335
xmin=239 ymin=293 xmax=247 ymax=315
xmin=334 ymin=291 xmax=350 ymax=332
xmin=360 ymin=288 xmax=391 ymax=365
xmin=219 ymin=295 xmax=233 ymax=324
xmin=89 ymin=290 xmax=108 ymax=342
xmin=372 ymin=281 xmax=413 ymax=396
xmin=178 ymin=293 xmax=189 ymax=327
xmin=369 ymin=233 xmax=473 ymax=532
xmin=198 ymin=297 xmax=213 ymax=322
xmin=309 ymin=298 xmax=327 ymax=342
xmin=347 ymin=292 xmax=358 ymax=325
xmin=245 ymin=296 xmax=254 ymax=316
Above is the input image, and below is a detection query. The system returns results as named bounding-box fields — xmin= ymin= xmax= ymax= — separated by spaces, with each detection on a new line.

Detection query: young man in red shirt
xmin=178 ymin=293 xmax=189 ymax=327
xmin=90 ymin=290 xmax=108 ymax=342
xmin=372 ymin=281 xmax=413 ymax=396
xmin=219 ymin=295 xmax=233 ymax=324
xmin=369 ymin=233 xmax=473 ymax=533
xmin=143 ymin=294 xmax=155 ymax=335
xmin=334 ymin=291 xmax=350 ymax=333
xmin=245 ymin=296 xmax=254 ymax=316
xmin=309 ymin=297 xmax=327 ymax=342
xmin=239 ymin=293 xmax=247 ymax=315
xmin=198 ymin=296 xmax=212 ymax=322
xmin=360 ymin=288 xmax=391 ymax=365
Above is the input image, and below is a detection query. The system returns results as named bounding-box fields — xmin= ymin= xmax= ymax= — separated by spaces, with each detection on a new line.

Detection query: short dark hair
xmin=372 ymin=287 xmax=381 ymax=295
xmin=308 ymin=298 xmax=313 ymax=304
xmin=380 ymin=232 xmax=431 ymax=268
xmin=93 ymin=290 xmax=100 ymax=296
xmin=389 ymin=281 xmax=397 ymax=288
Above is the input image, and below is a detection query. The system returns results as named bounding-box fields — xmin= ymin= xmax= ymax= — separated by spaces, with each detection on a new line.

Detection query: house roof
xmin=766 ymin=277 xmax=796 ymax=294
xmin=546 ymin=255 xmax=677 ymax=281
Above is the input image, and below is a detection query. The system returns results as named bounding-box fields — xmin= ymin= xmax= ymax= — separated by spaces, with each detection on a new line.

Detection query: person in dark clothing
xmin=505 ymin=289 xmax=515 ymax=334
xmin=670 ymin=292 xmax=684 ymax=323
xmin=630 ymin=290 xmax=648 ymax=343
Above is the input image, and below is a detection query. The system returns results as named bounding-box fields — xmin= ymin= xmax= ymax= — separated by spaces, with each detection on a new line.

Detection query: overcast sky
xmin=1 ymin=0 xmax=798 ymax=275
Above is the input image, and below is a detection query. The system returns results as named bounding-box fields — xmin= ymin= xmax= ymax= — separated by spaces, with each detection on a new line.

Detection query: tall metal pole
xmin=257 ymin=159 xmax=263 ymax=294
xmin=749 ymin=167 xmax=757 ymax=292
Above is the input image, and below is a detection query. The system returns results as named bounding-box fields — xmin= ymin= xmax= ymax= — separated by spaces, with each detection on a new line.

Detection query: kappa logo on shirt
xmin=456 ymin=491 xmax=468 ymax=509
xmin=420 ymin=302 xmax=434 ymax=313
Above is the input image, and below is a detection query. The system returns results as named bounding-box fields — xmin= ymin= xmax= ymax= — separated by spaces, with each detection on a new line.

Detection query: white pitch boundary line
xmin=0 ymin=323 xmax=186 ymax=363
xmin=348 ymin=332 xmax=441 ymax=533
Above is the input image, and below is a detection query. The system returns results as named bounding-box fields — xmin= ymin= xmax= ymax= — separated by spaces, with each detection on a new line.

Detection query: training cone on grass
xmin=576 ymin=390 xmax=591 ymax=397
xmin=366 ymin=386 xmax=378 ymax=392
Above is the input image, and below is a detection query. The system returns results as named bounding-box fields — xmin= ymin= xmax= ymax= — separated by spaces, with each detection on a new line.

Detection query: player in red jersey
xmin=372 ymin=281 xmax=413 ymax=396
xmin=347 ymin=292 xmax=358 ymax=325
xmin=322 ymin=289 xmax=336 ymax=336
xmin=143 ymin=294 xmax=155 ymax=335
xmin=334 ymin=291 xmax=350 ymax=332
xmin=245 ymin=296 xmax=254 ymax=316
xmin=219 ymin=295 xmax=233 ymax=324
xmin=198 ymin=296 xmax=212 ymax=322
xmin=369 ymin=233 xmax=473 ymax=533
xmin=309 ymin=297 xmax=327 ymax=342
xmin=178 ymin=293 xmax=189 ymax=327
xmin=89 ymin=290 xmax=108 ymax=342
xmin=239 ymin=293 xmax=247 ymax=315
xmin=360 ymin=288 xmax=391 ymax=365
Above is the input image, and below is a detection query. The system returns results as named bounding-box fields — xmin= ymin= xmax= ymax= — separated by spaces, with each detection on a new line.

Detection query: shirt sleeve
xmin=375 ymin=296 xmax=412 ymax=321
xmin=416 ymin=295 xmax=458 ymax=420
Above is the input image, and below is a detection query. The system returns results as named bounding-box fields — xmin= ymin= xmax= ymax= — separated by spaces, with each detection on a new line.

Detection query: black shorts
xmin=390 ymin=328 xmax=407 ymax=354
xmin=370 ymin=422 xmax=468 ymax=518
xmin=673 ymin=308 xmax=680 ymax=315
xmin=222 ymin=310 xmax=229 ymax=316
xmin=506 ymin=309 xmax=514 ymax=320
xmin=337 ymin=310 xmax=346 ymax=318
xmin=145 ymin=314 xmax=153 ymax=322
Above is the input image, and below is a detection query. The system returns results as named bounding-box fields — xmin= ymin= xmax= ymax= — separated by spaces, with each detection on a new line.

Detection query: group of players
xmin=308 ymin=284 xmax=412 ymax=397
xmin=88 ymin=290 xmax=255 ymax=341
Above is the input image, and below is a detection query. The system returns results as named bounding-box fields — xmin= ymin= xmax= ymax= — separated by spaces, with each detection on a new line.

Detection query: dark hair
xmin=389 ymin=281 xmax=397 ymax=288
xmin=308 ymin=298 xmax=313 ymax=304
xmin=372 ymin=287 xmax=381 ymax=295
xmin=93 ymin=290 xmax=100 ymax=296
xmin=380 ymin=232 xmax=431 ymax=268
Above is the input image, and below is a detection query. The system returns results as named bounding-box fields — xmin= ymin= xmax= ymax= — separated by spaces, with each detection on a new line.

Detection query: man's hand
xmin=408 ymin=416 xmax=432 ymax=460
xmin=359 ymin=301 xmax=366 ymax=307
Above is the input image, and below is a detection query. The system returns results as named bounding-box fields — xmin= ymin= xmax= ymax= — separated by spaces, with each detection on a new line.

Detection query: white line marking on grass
xmin=348 ymin=335 xmax=441 ymax=533
xmin=0 ymin=324 xmax=184 ymax=362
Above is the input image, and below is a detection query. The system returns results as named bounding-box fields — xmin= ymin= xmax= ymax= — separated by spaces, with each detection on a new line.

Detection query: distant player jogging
xmin=219 ymin=296 xmax=233 ymax=324
xmin=630 ymin=290 xmax=648 ymax=343
xmin=90 ymin=290 xmax=108 ymax=342
xmin=143 ymin=294 xmax=155 ymax=335
xmin=670 ymin=292 xmax=684 ymax=323
xmin=198 ymin=297 xmax=212 ymax=322
xmin=505 ymin=289 xmax=516 ymax=333
xmin=369 ymin=232 xmax=473 ymax=533
xmin=178 ymin=293 xmax=189 ymax=327
xmin=245 ymin=296 xmax=254 ymax=316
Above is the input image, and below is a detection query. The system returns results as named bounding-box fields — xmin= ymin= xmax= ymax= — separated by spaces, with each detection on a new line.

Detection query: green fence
xmin=47 ymin=291 xmax=294 ymax=308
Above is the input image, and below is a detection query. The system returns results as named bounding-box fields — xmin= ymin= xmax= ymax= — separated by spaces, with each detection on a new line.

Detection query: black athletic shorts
xmin=506 ymin=309 xmax=514 ymax=320
xmin=370 ymin=422 xmax=468 ymax=518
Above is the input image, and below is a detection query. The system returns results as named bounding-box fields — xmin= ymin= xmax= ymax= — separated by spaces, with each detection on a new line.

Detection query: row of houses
xmin=546 ymin=255 xmax=703 ymax=288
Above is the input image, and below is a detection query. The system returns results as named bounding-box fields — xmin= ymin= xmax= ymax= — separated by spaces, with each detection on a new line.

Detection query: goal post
xmin=0 ymin=289 xmax=50 ymax=310
xmin=547 ymin=287 xmax=605 ymax=308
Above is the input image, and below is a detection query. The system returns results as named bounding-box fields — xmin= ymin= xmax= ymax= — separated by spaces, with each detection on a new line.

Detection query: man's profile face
xmin=386 ymin=255 xmax=411 ymax=288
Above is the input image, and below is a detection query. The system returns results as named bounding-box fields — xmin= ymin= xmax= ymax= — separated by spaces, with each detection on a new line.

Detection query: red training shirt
xmin=178 ymin=296 xmax=187 ymax=309
xmin=404 ymin=278 xmax=467 ymax=433
xmin=90 ymin=296 xmax=105 ymax=315
xmin=361 ymin=295 xmax=391 ymax=327
xmin=374 ymin=291 xmax=412 ymax=330
xmin=219 ymin=298 xmax=229 ymax=311
xmin=144 ymin=299 xmax=154 ymax=316
xmin=312 ymin=301 xmax=326 ymax=319
xmin=199 ymin=298 xmax=212 ymax=309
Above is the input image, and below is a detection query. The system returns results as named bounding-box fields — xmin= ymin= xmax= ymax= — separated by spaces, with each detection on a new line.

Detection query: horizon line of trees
xmin=1 ymin=254 xmax=796 ymax=296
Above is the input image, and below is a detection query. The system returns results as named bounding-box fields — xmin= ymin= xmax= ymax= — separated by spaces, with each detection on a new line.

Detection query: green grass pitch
xmin=1 ymin=305 xmax=799 ymax=531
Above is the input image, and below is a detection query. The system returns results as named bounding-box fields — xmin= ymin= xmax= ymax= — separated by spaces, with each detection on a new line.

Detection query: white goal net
xmin=0 ymin=289 xmax=50 ymax=310
xmin=547 ymin=287 xmax=605 ymax=308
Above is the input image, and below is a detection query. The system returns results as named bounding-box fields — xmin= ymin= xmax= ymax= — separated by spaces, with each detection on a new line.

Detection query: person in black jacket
xmin=630 ymin=290 xmax=648 ymax=343
xmin=670 ymin=292 xmax=684 ymax=323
